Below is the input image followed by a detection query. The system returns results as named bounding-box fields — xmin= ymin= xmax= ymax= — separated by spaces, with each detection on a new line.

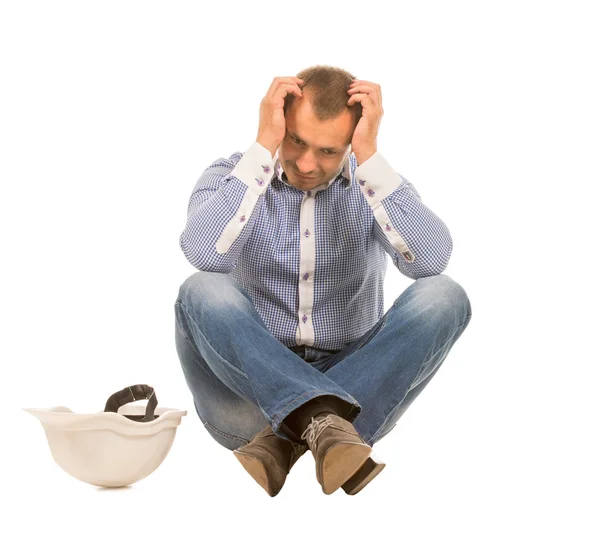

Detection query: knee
xmin=413 ymin=274 xmax=472 ymax=325
xmin=175 ymin=270 xmax=246 ymax=314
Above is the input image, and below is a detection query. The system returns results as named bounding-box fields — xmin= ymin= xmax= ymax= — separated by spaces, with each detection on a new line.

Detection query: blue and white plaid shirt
xmin=180 ymin=141 xmax=452 ymax=351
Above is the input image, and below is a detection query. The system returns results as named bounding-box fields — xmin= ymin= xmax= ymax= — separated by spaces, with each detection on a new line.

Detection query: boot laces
xmin=300 ymin=415 xmax=335 ymax=450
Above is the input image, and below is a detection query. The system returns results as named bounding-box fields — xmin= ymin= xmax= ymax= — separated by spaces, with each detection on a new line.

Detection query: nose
xmin=295 ymin=151 xmax=318 ymax=175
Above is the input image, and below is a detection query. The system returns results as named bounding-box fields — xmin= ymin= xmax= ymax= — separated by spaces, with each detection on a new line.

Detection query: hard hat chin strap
xmin=103 ymin=384 xmax=158 ymax=422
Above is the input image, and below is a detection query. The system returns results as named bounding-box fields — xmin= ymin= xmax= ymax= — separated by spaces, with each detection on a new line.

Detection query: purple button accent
xmin=262 ymin=165 xmax=270 ymax=173
xmin=304 ymin=229 xmax=310 ymax=238
xmin=359 ymin=179 xmax=366 ymax=186
xmin=385 ymin=224 xmax=391 ymax=231
xmin=303 ymin=273 xmax=309 ymax=280
xmin=306 ymin=191 xmax=311 ymax=197
xmin=368 ymin=189 xmax=375 ymax=197
xmin=240 ymin=215 xmax=246 ymax=223
xmin=255 ymin=178 xmax=264 ymax=186
xmin=302 ymin=315 xmax=308 ymax=323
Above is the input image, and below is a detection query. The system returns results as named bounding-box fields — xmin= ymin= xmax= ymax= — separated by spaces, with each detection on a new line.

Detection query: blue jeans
xmin=174 ymin=271 xmax=472 ymax=450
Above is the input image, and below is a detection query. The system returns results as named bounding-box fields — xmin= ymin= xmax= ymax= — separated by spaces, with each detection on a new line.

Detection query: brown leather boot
xmin=301 ymin=413 xmax=373 ymax=494
xmin=233 ymin=425 xmax=308 ymax=496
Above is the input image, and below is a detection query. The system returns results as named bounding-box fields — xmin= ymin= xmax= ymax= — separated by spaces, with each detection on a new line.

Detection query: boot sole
xmin=342 ymin=452 xmax=386 ymax=495
xmin=320 ymin=442 xmax=372 ymax=494
xmin=233 ymin=450 xmax=276 ymax=497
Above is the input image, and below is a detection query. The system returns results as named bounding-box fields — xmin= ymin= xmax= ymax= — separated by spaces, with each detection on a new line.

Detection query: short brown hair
xmin=284 ymin=64 xmax=362 ymax=130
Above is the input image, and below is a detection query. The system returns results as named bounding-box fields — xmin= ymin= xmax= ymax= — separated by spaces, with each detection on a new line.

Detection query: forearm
xmin=180 ymin=142 xmax=275 ymax=272
xmin=355 ymin=151 xmax=452 ymax=278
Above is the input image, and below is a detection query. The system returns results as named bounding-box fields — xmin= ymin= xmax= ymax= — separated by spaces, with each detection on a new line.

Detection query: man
xmin=175 ymin=64 xmax=472 ymax=496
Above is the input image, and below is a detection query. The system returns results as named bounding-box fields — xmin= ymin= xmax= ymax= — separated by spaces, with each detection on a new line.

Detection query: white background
xmin=2 ymin=0 xmax=598 ymax=554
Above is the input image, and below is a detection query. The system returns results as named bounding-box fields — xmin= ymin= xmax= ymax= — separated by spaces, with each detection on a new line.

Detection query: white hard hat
xmin=24 ymin=384 xmax=187 ymax=488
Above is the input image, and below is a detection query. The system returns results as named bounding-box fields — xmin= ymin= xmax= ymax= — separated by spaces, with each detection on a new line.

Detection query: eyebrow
xmin=288 ymin=130 xmax=344 ymax=152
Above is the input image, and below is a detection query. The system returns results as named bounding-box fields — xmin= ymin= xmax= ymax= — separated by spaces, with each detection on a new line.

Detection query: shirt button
xmin=262 ymin=165 xmax=270 ymax=173
xmin=304 ymin=229 xmax=310 ymax=238
xmin=367 ymin=189 xmax=375 ymax=197
xmin=303 ymin=273 xmax=309 ymax=280
xmin=255 ymin=178 xmax=265 ymax=186
xmin=240 ymin=215 xmax=246 ymax=222
xmin=385 ymin=224 xmax=391 ymax=231
xmin=302 ymin=315 xmax=308 ymax=323
xmin=306 ymin=191 xmax=311 ymax=197
xmin=359 ymin=179 xmax=366 ymax=186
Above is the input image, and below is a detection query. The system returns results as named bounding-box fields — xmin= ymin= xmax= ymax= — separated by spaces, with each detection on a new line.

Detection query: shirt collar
xmin=272 ymin=148 xmax=355 ymax=192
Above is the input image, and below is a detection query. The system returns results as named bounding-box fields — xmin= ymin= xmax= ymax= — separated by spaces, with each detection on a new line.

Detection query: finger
xmin=348 ymin=82 xmax=379 ymax=94
xmin=274 ymin=83 xmax=303 ymax=100
xmin=347 ymin=84 xmax=375 ymax=94
xmin=275 ymin=76 xmax=305 ymax=84
xmin=374 ymin=83 xmax=382 ymax=106
xmin=349 ymin=81 xmax=382 ymax=105
xmin=347 ymin=92 xmax=371 ymax=106
xmin=348 ymin=89 xmax=382 ymax=111
xmin=267 ymin=77 xmax=305 ymax=96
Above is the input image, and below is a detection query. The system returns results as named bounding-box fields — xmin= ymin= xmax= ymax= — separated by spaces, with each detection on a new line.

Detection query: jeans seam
xmin=370 ymin=422 xmax=397 ymax=445
xmin=419 ymin=316 xmax=472 ymax=369
xmin=203 ymin=420 xmax=251 ymax=444
xmin=174 ymin=303 xmax=193 ymax=343
xmin=175 ymin=300 xmax=248 ymax=379
xmin=348 ymin=314 xmax=390 ymax=355
xmin=366 ymin=316 xmax=469 ymax=445
xmin=175 ymin=308 xmax=207 ymax=366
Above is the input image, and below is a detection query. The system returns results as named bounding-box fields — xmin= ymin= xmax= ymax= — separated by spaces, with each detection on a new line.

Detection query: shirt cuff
xmin=354 ymin=151 xmax=404 ymax=200
xmin=230 ymin=141 xmax=276 ymax=195
xmin=355 ymin=151 xmax=416 ymax=263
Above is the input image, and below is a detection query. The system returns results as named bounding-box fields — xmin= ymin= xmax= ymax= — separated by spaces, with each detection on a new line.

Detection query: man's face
xmin=279 ymin=94 xmax=354 ymax=191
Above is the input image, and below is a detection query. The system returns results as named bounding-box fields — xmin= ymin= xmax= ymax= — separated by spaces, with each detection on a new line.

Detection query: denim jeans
xmin=174 ymin=271 xmax=472 ymax=450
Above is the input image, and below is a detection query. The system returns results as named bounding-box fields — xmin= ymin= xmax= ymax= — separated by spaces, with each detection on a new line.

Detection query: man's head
xmin=280 ymin=65 xmax=362 ymax=191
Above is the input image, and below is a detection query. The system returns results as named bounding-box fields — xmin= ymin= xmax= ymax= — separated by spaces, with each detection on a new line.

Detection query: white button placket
xmin=359 ymin=176 xmax=415 ymax=263
xmin=295 ymin=189 xmax=317 ymax=345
